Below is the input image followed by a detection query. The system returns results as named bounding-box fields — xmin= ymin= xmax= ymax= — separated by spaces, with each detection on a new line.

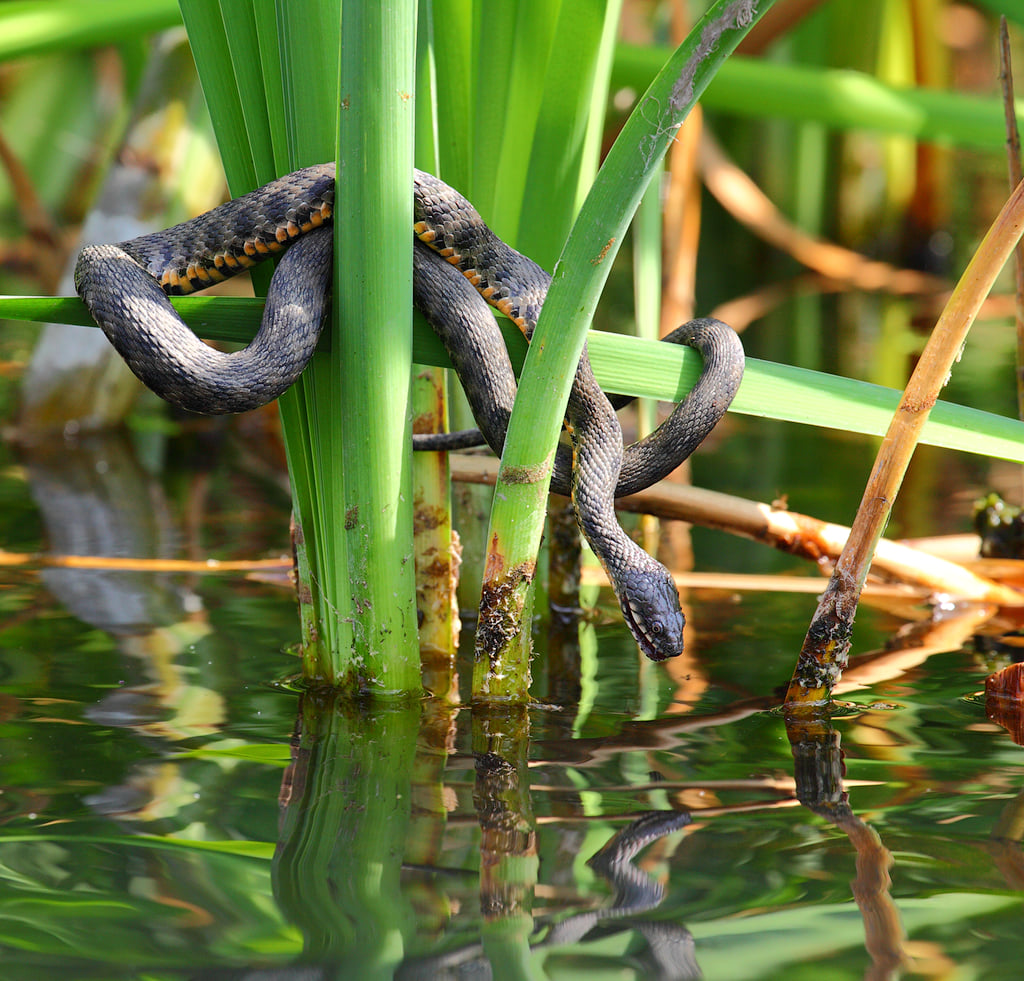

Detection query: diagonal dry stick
xmin=785 ymin=176 xmax=1024 ymax=708
xmin=697 ymin=130 xmax=944 ymax=297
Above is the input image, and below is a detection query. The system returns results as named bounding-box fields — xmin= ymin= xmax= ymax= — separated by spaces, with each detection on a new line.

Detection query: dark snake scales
xmin=75 ymin=164 xmax=744 ymax=661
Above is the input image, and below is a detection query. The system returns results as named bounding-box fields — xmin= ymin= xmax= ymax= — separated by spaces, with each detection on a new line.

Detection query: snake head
xmin=619 ymin=567 xmax=685 ymax=662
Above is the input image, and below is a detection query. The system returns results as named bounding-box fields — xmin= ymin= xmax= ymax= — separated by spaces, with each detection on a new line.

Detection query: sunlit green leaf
xmin=5 ymin=294 xmax=1022 ymax=463
xmin=0 ymin=0 xmax=180 ymax=61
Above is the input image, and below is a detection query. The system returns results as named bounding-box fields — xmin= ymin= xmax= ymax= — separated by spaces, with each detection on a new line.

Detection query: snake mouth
xmin=619 ymin=586 xmax=686 ymax=662
xmin=622 ymin=599 xmax=672 ymax=662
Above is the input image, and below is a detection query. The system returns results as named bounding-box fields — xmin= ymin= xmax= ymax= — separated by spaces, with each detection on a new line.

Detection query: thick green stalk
xmin=273 ymin=0 xmax=352 ymax=676
xmin=180 ymin=0 xmax=420 ymax=689
xmin=475 ymin=0 xmax=775 ymax=698
xmin=334 ymin=0 xmax=420 ymax=687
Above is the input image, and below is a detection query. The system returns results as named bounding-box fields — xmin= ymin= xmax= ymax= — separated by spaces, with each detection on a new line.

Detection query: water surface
xmin=1 ymin=414 xmax=1021 ymax=980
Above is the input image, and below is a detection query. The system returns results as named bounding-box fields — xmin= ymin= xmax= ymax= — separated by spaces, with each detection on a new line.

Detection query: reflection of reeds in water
xmin=21 ymin=432 xmax=183 ymax=634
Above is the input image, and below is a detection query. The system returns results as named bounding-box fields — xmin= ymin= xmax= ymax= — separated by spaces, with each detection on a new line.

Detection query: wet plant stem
xmin=474 ymin=0 xmax=773 ymax=700
xmin=332 ymin=0 xmax=420 ymax=687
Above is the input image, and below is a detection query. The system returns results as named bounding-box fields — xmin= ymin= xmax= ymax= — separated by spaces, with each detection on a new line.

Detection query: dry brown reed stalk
xmin=785 ymin=176 xmax=1024 ymax=709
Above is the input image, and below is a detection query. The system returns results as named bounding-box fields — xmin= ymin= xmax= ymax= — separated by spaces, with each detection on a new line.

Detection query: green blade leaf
xmin=7 ymin=294 xmax=1023 ymax=463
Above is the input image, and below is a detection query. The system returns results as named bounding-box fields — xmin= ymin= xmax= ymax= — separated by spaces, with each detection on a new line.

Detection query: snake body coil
xmin=75 ymin=165 xmax=744 ymax=662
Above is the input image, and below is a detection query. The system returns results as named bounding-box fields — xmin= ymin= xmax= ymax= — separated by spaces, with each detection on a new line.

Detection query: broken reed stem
xmin=449 ymin=453 xmax=1023 ymax=607
xmin=785 ymin=176 xmax=1024 ymax=709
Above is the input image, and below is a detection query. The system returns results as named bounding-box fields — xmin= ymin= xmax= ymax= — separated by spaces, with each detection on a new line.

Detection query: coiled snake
xmin=75 ymin=165 xmax=744 ymax=661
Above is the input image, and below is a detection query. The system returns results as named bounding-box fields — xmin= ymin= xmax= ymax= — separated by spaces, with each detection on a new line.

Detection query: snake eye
xmin=650 ymin=620 xmax=665 ymax=636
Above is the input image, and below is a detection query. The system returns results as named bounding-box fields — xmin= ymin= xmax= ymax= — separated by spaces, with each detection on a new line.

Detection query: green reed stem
xmin=179 ymin=0 xmax=421 ymax=690
xmin=333 ymin=0 xmax=420 ymax=689
xmin=274 ymin=0 xmax=353 ymax=677
xmin=474 ymin=0 xmax=775 ymax=699
xmin=467 ymin=0 xmax=624 ymax=700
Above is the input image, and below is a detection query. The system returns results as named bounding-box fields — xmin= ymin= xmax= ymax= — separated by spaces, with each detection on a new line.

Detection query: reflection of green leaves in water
xmin=171 ymin=740 xmax=292 ymax=765
xmin=2 ymin=587 xmax=1024 ymax=975
xmin=0 ymin=832 xmax=275 ymax=858
xmin=0 ymin=837 xmax=288 ymax=970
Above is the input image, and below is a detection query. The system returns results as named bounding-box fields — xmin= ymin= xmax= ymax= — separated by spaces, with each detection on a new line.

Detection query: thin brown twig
xmin=698 ymin=130 xmax=945 ymax=297
xmin=0 ymin=550 xmax=291 ymax=573
xmin=999 ymin=16 xmax=1024 ymax=429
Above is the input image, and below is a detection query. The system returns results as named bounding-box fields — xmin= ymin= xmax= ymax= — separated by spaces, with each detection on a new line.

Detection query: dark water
xmin=2 ymin=407 xmax=1023 ymax=981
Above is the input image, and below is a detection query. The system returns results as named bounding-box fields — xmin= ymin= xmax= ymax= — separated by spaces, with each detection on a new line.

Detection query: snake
xmin=74 ymin=164 xmax=744 ymax=662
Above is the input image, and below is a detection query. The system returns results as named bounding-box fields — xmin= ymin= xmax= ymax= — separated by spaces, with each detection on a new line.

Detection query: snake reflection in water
xmin=75 ymin=165 xmax=745 ymax=662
